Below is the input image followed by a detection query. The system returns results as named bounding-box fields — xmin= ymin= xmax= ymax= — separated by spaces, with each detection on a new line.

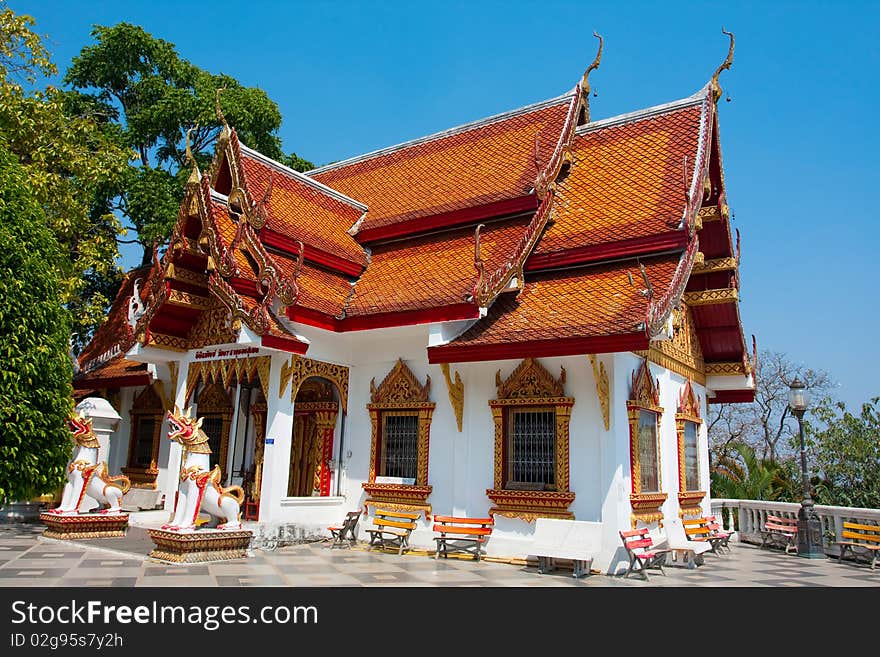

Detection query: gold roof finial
xmin=215 ymin=87 xmax=229 ymax=132
xmin=185 ymin=124 xmax=200 ymax=185
xmin=711 ymin=28 xmax=735 ymax=103
xmin=581 ymin=31 xmax=604 ymax=100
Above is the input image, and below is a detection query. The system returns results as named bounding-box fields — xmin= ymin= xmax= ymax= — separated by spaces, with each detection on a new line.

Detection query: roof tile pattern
xmin=347 ymin=217 xmax=532 ymax=316
xmin=272 ymin=251 xmax=353 ymax=317
xmin=310 ymin=100 xmax=571 ymax=231
xmin=449 ymin=254 xmax=681 ymax=346
xmin=534 ymin=103 xmax=703 ymax=255
xmin=239 ymin=153 xmax=367 ymax=267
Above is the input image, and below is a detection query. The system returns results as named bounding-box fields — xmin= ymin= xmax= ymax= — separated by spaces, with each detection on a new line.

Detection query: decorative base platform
xmin=147 ymin=528 xmax=253 ymax=563
xmin=40 ymin=512 xmax=129 ymax=539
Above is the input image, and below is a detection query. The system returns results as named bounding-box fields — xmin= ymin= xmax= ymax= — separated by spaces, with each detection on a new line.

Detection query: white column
xmin=162 ymin=359 xmax=189 ymax=513
xmin=258 ymin=353 xmax=295 ymax=522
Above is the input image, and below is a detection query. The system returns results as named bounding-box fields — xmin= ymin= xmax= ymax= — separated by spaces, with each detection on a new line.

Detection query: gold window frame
xmin=627 ymin=359 xmax=667 ymax=527
xmin=122 ymin=383 xmax=165 ymax=489
xmin=487 ymin=358 xmax=575 ymax=522
xmin=363 ymin=360 xmax=435 ymax=517
xmin=676 ymin=378 xmax=705 ymax=516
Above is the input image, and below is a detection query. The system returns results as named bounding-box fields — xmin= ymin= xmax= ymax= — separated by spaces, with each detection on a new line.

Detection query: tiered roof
xmin=75 ymin=34 xmax=754 ymax=402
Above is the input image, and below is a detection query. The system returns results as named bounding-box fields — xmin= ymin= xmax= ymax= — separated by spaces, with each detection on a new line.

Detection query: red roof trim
xmin=355 ymin=195 xmax=538 ymax=244
xmin=261 ymin=228 xmax=363 ymax=277
xmin=261 ymin=334 xmax=309 ymax=354
xmin=526 ymin=230 xmax=687 ymax=272
xmin=708 ymin=389 xmax=755 ymax=404
xmin=230 ymin=277 xmax=262 ymax=299
xmin=73 ymin=374 xmax=152 ymax=390
xmin=427 ymin=332 xmax=649 ymax=364
xmin=287 ymin=303 xmax=481 ymax=333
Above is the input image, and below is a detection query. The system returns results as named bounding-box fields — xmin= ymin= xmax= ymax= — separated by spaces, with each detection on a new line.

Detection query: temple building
xmin=72 ymin=35 xmax=755 ymax=572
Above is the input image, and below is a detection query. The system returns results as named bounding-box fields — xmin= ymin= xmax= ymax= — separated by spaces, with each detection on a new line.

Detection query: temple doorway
xmin=289 ymin=377 xmax=340 ymax=497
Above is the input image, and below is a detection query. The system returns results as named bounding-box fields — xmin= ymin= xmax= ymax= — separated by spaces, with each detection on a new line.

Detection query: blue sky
xmin=16 ymin=1 xmax=880 ymax=410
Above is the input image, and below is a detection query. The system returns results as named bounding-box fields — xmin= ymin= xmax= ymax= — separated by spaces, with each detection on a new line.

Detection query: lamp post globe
xmin=788 ymin=377 xmax=823 ymax=559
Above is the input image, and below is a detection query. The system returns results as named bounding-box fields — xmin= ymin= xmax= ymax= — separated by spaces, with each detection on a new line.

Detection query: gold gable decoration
xmin=495 ymin=357 xmax=566 ymax=400
xmin=638 ymin=303 xmax=706 ymax=385
xmin=677 ymin=378 xmax=701 ymax=421
xmin=370 ymin=359 xmax=431 ymax=405
xmin=628 ymin=358 xmax=660 ymax=412
xmin=588 ymin=355 xmax=610 ymax=431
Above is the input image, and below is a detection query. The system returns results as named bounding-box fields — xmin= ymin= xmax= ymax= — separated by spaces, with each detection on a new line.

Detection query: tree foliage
xmin=0 ymin=6 xmax=130 ymax=348
xmin=64 ymin=22 xmax=314 ymax=266
xmin=0 ymin=142 xmax=73 ymax=503
xmin=806 ymin=397 xmax=880 ymax=509
xmin=708 ymin=349 xmax=833 ymax=464
xmin=710 ymin=441 xmax=794 ymax=501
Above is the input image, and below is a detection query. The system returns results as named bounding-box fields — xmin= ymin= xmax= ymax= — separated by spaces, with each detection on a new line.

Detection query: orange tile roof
xmin=238 ymin=148 xmax=367 ymax=267
xmin=446 ymin=253 xmax=681 ymax=347
xmin=346 ymin=217 xmax=531 ymax=316
xmin=75 ymin=354 xmax=150 ymax=386
xmin=271 ymin=251 xmax=353 ymax=317
xmin=534 ymin=101 xmax=704 ymax=256
xmin=310 ymin=98 xmax=572 ymax=232
xmin=208 ymin=198 xmax=259 ymax=278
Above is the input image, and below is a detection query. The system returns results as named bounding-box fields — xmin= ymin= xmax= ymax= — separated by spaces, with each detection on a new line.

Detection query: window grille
xmin=380 ymin=413 xmax=419 ymax=480
xmin=684 ymin=421 xmax=699 ymax=491
xmin=132 ymin=417 xmax=155 ymax=467
xmin=200 ymin=416 xmax=225 ymax=458
xmin=507 ymin=408 xmax=556 ymax=489
xmin=638 ymin=410 xmax=659 ymax=492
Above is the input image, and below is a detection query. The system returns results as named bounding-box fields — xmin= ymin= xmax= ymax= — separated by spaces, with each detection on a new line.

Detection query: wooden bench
xmin=365 ymin=509 xmax=420 ymax=555
xmin=682 ymin=517 xmax=727 ymax=555
xmin=432 ymin=515 xmax=494 ymax=561
xmin=619 ymin=528 xmax=670 ymax=579
xmin=531 ymin=518 xmax=601 ymax=578
xmin=327 ymin=510 xmax=362 ymax=549
xmin=835 ymin=521 xmax=880 ymax=570
xmin=760 ymin=514 xmax=799 ymax=554
xmin=705 ymin=515 xmax=733 ymax=552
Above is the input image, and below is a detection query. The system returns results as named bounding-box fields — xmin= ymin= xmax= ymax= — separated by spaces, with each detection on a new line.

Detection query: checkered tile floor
xmin=1 ymin=523 xmax=879 ymax=587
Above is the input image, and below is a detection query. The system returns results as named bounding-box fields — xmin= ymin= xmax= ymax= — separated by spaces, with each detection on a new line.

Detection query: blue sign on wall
xmin=265 ymin=438 xmax=274 ymax=445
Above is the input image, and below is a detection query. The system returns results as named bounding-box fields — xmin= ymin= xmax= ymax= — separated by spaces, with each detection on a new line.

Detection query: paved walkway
xmin=1 ymin=522 xmax=879 ymax=587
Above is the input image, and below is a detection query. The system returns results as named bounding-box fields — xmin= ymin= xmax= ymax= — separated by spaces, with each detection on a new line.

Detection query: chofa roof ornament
xmin=711 ymin=28 xmax=735 ymax=103
xmin=580 ymin=31 xmax=604 ymax=122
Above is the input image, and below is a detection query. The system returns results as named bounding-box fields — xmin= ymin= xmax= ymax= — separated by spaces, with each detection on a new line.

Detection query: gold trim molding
xmin=683 ymin=288 xmax=738 ymax=306
xmin=185 ymin=356 xmax=271 ymax=404
xmin=286 ymin=355 xmax=350 ymax=414
xmin=636 ymin=303 xmax=706 ymax=385
xmin=692 ymin=256 xmax=737 ymax=274
xmin=705 ymin=362 xmax=747 ymax=377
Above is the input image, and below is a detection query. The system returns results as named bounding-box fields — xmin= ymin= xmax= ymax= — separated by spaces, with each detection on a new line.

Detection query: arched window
xmin=195 ymin=382 xmax=233 ymax=479
xmin=486 ymin=358 xmax=575 ymax=522
xmin=363 ymin=359 xmax=434 ymax=517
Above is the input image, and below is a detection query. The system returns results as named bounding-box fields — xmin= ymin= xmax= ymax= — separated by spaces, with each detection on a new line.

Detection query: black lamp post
xmin=788 ymin=378 xmax=824 ymax=559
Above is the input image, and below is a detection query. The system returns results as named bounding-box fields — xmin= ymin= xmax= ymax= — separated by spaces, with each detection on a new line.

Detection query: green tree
xmin=710 ymin=441 xmax=794 ymax=501
xmin=64 ymin=22 xmax=314 ymax=266
xmin=0 ymin=6 xmax=130 ymax=348
xmin=0 ymin=142 xmax=73 ymax=503
xmin=805 ymin=397 xmax=880 ymax=509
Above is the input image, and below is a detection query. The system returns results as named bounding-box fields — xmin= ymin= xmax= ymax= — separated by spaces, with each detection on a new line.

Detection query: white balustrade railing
xmin=710 ymin=498 xmax=880 ymax=551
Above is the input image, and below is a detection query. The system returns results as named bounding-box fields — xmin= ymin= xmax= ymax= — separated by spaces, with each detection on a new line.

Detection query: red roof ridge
xmin=306 ymin=92 xmax=575 ymax=176
xmin=237 ymin=141 xmax=368 ymax=212
xmin=575 ymin=84 xmax=709 ymax=136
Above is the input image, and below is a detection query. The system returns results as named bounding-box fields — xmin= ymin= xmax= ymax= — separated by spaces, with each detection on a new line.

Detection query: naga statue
xmin=47 ymin=412 xmax=131 ymax=515
xmin=162 ymin=406 xmax=244 ymax=531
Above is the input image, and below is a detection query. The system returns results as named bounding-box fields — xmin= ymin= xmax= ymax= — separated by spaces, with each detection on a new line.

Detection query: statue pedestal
xmin=40 ymin=512 xmax=129 ymax=539
xmin=147 ymin=528 xmax=253 ymax=563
